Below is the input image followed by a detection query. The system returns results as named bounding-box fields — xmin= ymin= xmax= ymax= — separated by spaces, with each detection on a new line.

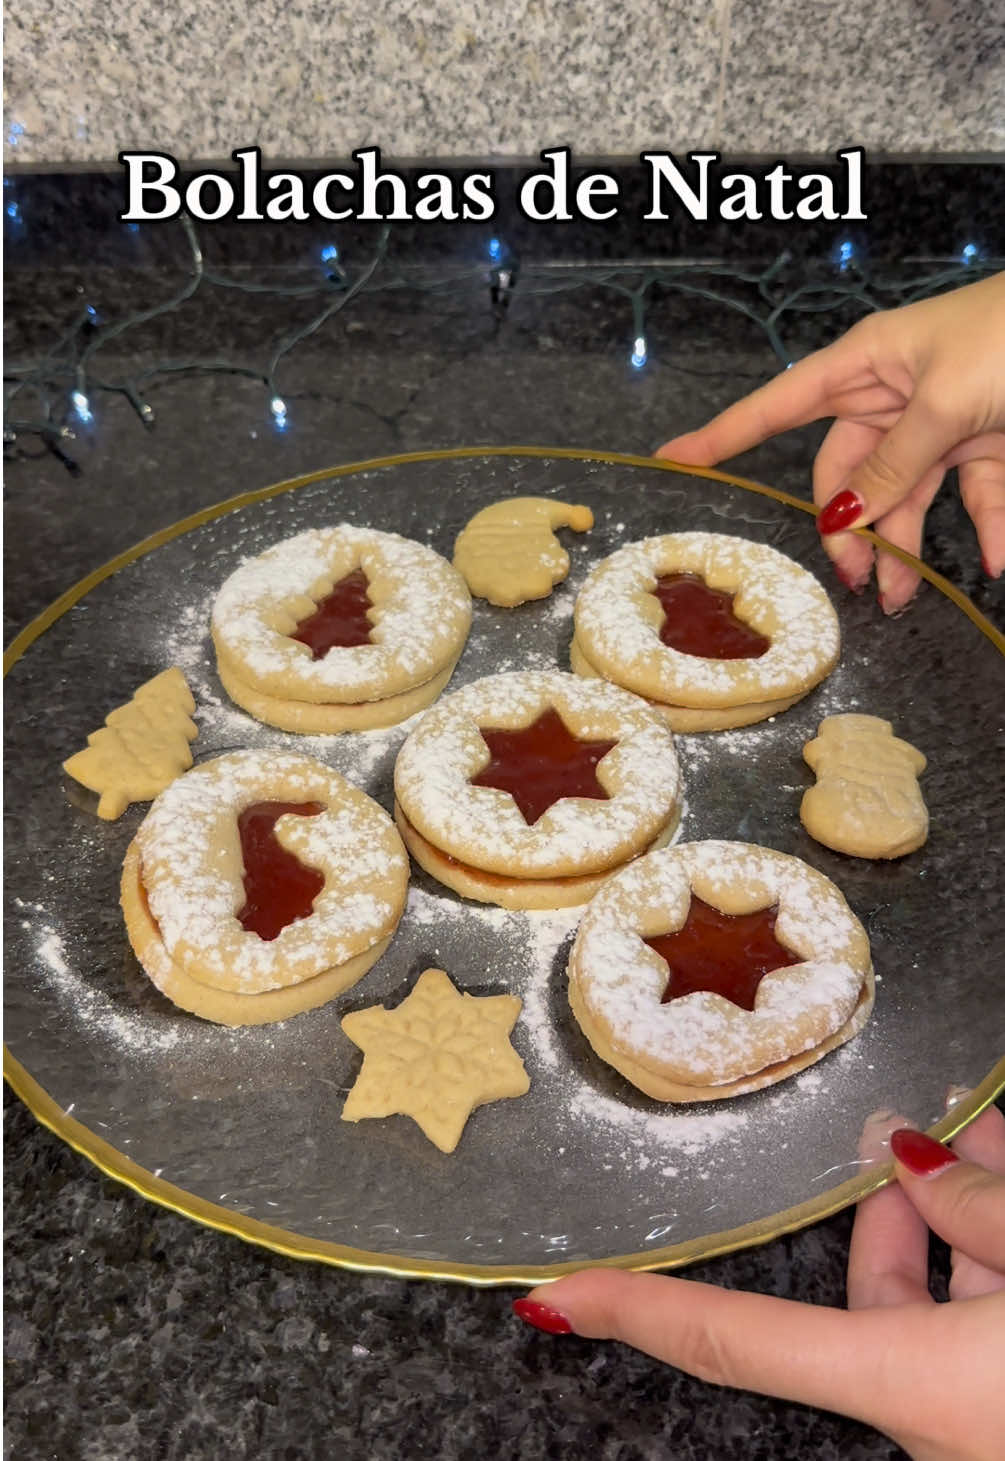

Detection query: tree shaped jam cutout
xmin=237 ymin=801 xmax=326 ymax=941
xmin=653 ymin=573 xmax=770 ymax=659
xmin=291 ymin=568 xmax=373 ymax=659
xmin=645 ymin=897 xmax=802 ymax=1011
xmin=470 ymin=707 xmax=618 ymax=825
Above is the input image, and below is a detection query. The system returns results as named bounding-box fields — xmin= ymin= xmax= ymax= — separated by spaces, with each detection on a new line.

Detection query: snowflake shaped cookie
xmin=340 ymin=968 xmax=530 ymax=1152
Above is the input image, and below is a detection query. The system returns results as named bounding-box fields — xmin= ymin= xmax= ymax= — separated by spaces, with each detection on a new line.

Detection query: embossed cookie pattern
xmin=453 ymin=496 xmax=593 ymax=607
xmin=800 ymin=714 xmax=928 ymax=859
xmin=63 ymin=666 xmax=198 ymax=820
xmin=341 ymin=967 xmax=530 ymax=1152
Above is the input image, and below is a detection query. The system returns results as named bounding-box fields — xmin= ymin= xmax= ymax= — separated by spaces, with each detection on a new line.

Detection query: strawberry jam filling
xmin=291 ymin=568 xmax=373 ymax=658
xmin=470 ymin=707 xmax=618 ymax=825
xmin=646 ymin=896 xmax=801 ymax=1010
xmin=653 ymin=573 xmax=770 ymax=659
xmin=237 ymin=801 xmax=325 ymax=941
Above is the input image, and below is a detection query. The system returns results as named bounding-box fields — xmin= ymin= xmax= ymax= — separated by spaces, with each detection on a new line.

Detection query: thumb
xmin=890 ymin=1127 xmax=1005 ymax=1273
xmin=816 ymin=395 xmax=960 ymax=537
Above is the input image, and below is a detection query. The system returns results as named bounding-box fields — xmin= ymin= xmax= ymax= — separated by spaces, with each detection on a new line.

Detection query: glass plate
xmin=5 ymin=448 xmax=1004 ymax=1284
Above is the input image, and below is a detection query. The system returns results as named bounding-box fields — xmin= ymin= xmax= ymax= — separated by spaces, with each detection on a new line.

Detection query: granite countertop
xmin=4 ymin=166 xmax=1003 ymax=1461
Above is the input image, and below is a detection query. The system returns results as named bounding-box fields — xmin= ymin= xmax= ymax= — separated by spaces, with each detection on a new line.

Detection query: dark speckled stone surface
xmin=4 ymin=166 xmax=1003 ymax=1461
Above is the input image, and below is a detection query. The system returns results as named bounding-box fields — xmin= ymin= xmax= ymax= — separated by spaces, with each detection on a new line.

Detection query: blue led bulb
xmin=71 ymin=390 xmax=93 ymax=424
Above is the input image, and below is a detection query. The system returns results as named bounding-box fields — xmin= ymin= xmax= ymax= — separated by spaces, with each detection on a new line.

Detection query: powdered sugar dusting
xmin=571 ymin=841 xmax=869 ymax=1084
xmin=30 ymin=920 xmax=182 ymax=1055
xmin=211 ymin=525 xmax=471 ymax=700
xmin=574 ymin=532 xmax=840 ymax=706
xmin=137 ymin=749 xmax=408 ymax=993
xmin=13 ymin=491 xmax=904 ymax=1252
xmin=394 ymin=670 xmax=682 ymax=876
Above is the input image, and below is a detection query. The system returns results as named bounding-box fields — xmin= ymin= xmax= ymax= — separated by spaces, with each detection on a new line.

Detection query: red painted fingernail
xmin=982 ymin=555 xmax=1001 ymax=580
xmin=890 ymin=1127 xmax=960 ymax=1177
xmin=835 ymin=565 xmax=866 ymax=594
xmin=817 ymin=490 xmax=865 ymax=536
xmin=513 ymin=1298 xmax=574 ymax=1334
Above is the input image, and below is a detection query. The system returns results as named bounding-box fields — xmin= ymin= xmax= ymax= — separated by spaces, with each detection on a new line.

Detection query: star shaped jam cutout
xmin=645 ymin=896 xmax=802 ymax=1011
xmin=291 ymin=568 xmax=373 ymax=658
xmin=470 ymin=706 xmax=618 ymax=825
xmin=653 ymin=573 xmax=770 ymax=659
xmin=340 ymin=968 xmax=530 ymax=1153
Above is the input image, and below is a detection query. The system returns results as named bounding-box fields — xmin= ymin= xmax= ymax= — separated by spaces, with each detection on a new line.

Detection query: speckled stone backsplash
xmin=4 ymin=0 xmax=1004 ymax=165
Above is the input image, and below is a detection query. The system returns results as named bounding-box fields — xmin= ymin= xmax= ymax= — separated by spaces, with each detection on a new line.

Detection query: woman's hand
xmin=656 ymin=273 xmax=1005 ymax=614
xmin=514 ymin=1106 xmax=1005 ymax=1461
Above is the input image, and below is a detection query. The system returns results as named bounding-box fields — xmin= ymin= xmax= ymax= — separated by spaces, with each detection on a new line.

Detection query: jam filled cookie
xmin=571 ymin=532 xmax=840 ymax=731
xmin=211 ymin=525 xmax=472 ymax=732
xmin=393 ymin=670 xmax=683 ymax=910
xmin=568 ymin=840 xmax=873 ymax=1101
xmin=121 ymin=750 xmax=409 ymax=1025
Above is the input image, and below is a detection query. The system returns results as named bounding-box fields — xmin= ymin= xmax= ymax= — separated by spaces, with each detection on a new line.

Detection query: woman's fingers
xmin=891 ymin=1129 xmax=1005 ymax=1275
xmin=811 ymin=418 xmax=879 ymax=589
xmin=655 ymin=342 xmax=848 ymax=465
xmin=956 ymin=452 xmax=1005 ymax=577
xmin=949 ymin=1103 xmax=1005 ymax=1174
xmin=847 ymin=1111 xmax=932 ymax=1310
xmin=847 ymin=1107 xmax=1005 ymax=1309
xmin=872 ymin=464 xmax=946 ymax=613
xmin=816 ymin=395 xmax=960 ymax=540
xmin=514 ymin=1268 xmax=927 ymax=1428
xmin=946 ymin=1106 xmax=1005 ymax=1301
xmin=848 ymin=1185 xmax=933 ymax=1310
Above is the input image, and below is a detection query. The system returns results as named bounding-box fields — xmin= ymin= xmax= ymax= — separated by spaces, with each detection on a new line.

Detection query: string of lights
xmin=3 ymin=210 xmax=1000 ymax=474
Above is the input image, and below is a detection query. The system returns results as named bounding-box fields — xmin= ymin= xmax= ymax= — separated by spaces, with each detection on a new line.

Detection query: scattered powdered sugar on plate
xmin=161 ymin=590 xmax=217 ymax=683
xmin=537 ymin=590 xmax=576 ymax=626
xmin=28 ymin=919 xmax=182 ymax=1056
xmin=405 ymin=883 xmax=513 ymax=936
xmin=674 ymin=664 xmax=863 ymax=781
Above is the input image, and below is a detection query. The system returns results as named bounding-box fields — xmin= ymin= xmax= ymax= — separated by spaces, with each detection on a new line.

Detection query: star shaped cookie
xmin=340 ymin=968 xmax=530 ymax=1153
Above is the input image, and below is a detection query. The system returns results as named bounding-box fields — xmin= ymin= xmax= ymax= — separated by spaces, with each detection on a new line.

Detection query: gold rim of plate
xmin=5 ymin=444 xmax=1005 ymax=1287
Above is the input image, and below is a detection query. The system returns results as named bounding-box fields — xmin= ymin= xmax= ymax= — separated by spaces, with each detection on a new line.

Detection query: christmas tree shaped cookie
xmin=63 ymin=667 xmax=198 ymax=820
